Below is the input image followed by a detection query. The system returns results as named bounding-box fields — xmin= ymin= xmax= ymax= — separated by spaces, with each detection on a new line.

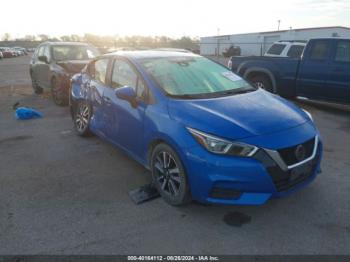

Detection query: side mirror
xmin=38 ymin=55 xmax=48 ymax=63
xmin=115 ymin=86 xmax=137 ymax=107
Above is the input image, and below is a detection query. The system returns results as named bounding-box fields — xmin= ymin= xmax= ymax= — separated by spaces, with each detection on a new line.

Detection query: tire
xmin=30 ymin=72 xmax=43 ymax=94
xmin=73 ymin=100 xmax=92 ymax=137
xmin=150 ymin=143 xmax=191 ymax=206
xmin=249 ymin=74 xmax=274 ymax=93
xmin=51 ymin=77 xmax=68 ymax=106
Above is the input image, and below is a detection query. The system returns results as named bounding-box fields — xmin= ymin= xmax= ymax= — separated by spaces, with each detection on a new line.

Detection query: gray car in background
xmin=30 ymin=42 xmax=100 ymax=105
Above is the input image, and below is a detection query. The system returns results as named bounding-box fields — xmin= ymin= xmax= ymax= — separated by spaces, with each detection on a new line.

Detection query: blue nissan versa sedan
xmin=70 ymin=51 xmax=322 ymax=206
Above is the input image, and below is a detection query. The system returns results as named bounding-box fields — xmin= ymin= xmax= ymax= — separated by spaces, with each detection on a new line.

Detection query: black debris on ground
xmin=223 ymin=211 xmax=252 ymax=227
xmin=128 ymin=183 xmax=160 ymax=204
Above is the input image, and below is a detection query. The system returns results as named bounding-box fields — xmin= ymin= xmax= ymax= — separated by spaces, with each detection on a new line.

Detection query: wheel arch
xmin=146 ymin=134 xmax=186 ymax=170
xmin=243 ymin=67 xmax=277 ymax=93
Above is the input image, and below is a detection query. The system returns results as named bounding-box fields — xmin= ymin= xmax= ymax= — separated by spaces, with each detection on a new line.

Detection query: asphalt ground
xmin=0 ymin=55 xmax=349 ymax=255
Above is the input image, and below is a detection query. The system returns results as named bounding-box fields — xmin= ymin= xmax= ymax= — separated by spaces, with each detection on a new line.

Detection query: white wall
xmin=200 ymin=27 xmax=350 ymax=56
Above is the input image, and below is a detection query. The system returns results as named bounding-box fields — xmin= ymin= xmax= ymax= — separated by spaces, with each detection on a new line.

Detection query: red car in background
xmin=0 ymin=47 xmax=15 ymax=58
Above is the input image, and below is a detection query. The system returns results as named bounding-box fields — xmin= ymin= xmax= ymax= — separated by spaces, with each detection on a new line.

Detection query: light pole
xmin=278 ymin=20 xmax=281 ymax=31
xmin=217 ymin=27 xmax=220 ymax=57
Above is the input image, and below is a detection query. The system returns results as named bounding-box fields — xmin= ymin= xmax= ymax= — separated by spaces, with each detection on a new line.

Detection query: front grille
xmin=277 ymin=137 xmax=315 ymax=166
xmin=254 ymin=143 xmax=321 ymax=192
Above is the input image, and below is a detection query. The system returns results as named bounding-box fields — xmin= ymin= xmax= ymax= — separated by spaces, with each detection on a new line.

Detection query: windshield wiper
xmin=168 ymin=94 xmax=200 ymax=99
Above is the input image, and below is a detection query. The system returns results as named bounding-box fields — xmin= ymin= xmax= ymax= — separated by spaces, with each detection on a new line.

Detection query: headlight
xmin=187 ymin=127 xmax=258 ymax=157
xmin=302 ymin=109 xmax=313 ymax=122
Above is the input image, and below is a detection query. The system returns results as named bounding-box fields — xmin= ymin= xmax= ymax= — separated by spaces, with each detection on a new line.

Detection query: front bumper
xmin=181 ymin=132 xmax=323 ymax=205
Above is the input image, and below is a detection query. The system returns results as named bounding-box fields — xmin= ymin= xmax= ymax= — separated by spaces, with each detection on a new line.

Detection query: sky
xmin=1 ymin=0 xmax=350 ymax=38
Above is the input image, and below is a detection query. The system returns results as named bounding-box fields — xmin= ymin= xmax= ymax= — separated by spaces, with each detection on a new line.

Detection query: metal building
xmin=200 ymin=26 xmax=350 ymax=56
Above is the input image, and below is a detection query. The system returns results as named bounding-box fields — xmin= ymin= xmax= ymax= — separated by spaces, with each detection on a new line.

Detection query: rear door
xmin=297 ymin=39 xmax=331 ymax=99
xmin=326 ymin=40 xmax=350 ymax=103
xmin=85 ymin=58 xmax=111 ymax=136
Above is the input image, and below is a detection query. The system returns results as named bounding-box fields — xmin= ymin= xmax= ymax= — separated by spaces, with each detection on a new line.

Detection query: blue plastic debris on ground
xmin=15 ymin=107 xmax=43 ymax=120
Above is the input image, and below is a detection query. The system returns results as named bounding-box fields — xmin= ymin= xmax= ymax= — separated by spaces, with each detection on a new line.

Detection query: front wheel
xmin=51 ymin=77 xmax=68 ymax=106
xmin=30 ymin=73 xmax=43 ymax=94
xmin=151 ymin=143 xmax=191 ymax=206
xmin=73 ymin=100 xmax=92 ymax=137
xmin=249 ymin=75 xmax=274 ymax=93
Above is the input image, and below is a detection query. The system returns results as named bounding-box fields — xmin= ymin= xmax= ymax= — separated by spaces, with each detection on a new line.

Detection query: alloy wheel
xmin=52 ymin=78 xmax=63 ymax=105
xmin=254 ymin=81 xmax=265 ymax=89
xmin=154 ymin=151 xmax=181 ymax=196
xmin=75 ymin=103 xmax=90 ymax=132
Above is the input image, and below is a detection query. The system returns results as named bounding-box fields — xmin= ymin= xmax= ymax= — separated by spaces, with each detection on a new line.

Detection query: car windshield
xmin=52 ymin=45 xmax=100 ymax=61
xmin=139 ymin=56 xmax=255 ymax=98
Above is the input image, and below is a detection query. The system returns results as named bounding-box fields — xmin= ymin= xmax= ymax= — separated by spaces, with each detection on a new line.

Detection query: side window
xmin=38 ymin=46 xmax=45 ymax=57
xmin=335 ymin=41 xmax=350 ymax=63
xmin=34 ymin=47 xmax=40 ymax=58
xmin=43 ymin=46 xmax=51 ymax=61
xmin=136 ymin=78 xmax=146 ymax=98
xmin=112 ymin=59 xmax=146 ymax=98
xmin=266 ymin=44 xmax=286 ymax=55
xmin=309 ymin=41 xmax=329 ymax=60
xmin=287 ymin=45 xmax=305 ymax=58
xmin=112 ymin=60 xmax=137 ymax=88
xmin=94 ymin=59 xmax=109 ymax=84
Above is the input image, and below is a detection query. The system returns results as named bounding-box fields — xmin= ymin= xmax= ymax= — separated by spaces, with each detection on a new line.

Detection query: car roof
xmin=42 ymin=41 xmax=90 ymax=46
xmin=309 ymin=37 xmax=350 ymax=41
xmin=101 ymin=50 xmax=200 ymax=60
xmin=277 ymin=42 xmax=306 ymax=45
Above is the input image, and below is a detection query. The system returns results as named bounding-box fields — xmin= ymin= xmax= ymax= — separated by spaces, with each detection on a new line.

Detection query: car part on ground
xmin=128 ymin=182 xmax=160 ymax=204
xmin=15 ymin=107 xmax=43 ymax=120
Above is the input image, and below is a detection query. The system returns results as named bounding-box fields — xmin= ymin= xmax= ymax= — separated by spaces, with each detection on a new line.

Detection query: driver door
xmin=102 ymin=58 xmax=148 ymax=158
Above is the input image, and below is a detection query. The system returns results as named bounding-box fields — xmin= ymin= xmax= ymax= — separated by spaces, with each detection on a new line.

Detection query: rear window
xmin=287 ymin=45 xmax=305 ymax=58
xmin=52 ymin=45 xmax=99 ymax=61
xmin=266 ymin=44 xmax=286 ymax=55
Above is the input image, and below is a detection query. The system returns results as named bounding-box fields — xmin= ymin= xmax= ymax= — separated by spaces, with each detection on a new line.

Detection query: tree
xmin=38 ymin=34 xmax=49 ymax=41
xmin=60 ymin=35 xmax=72 ymax=41
xmin=24 ymin=35 xmax=36 ymax=41
xmin=2 ymin=33 xmax=11 ymax=41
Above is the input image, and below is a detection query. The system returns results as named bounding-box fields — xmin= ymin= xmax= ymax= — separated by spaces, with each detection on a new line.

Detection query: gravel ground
xmin=0 ymin=55 xmax=350 ymax=255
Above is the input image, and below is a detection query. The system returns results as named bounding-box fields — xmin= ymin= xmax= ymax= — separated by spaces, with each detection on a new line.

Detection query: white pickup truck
xmin=264 ymin=41 xmax=306 ymax=58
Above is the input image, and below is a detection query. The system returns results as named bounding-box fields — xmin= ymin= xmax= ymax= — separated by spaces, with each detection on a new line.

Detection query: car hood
xmin=56 ymin=60 xmax=89 ymax=74
xmin=168 ymin=89 xmax=309 ymax=140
